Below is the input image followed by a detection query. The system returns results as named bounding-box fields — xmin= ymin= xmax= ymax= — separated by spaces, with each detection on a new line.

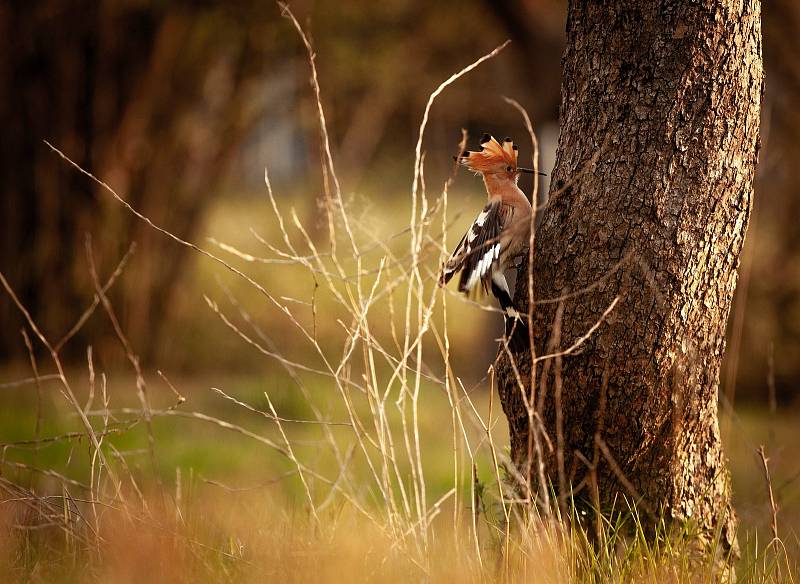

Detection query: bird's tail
xmin=504 ymin=317 xmax=529 ymax=353
xmin=490 ymin=279 xmax=529 ymax=352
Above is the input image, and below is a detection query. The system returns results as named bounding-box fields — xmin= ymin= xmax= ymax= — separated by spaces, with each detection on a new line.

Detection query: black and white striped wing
xmin=440 ymin=199 xmax=511 ymax=293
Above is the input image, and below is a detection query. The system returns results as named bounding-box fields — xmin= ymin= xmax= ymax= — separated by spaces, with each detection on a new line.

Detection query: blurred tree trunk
xmin=0 ymin=2 xmax=107 ymax=359
xmin=728 ymin=0 xmax=800 ymax=400
xmin=497 ymin=0 xmax=762 ymax=551
xmin=0 ymin=2 xmax=270 ymax=362
xmin=483 ymin=0 xmax=565 ymax=124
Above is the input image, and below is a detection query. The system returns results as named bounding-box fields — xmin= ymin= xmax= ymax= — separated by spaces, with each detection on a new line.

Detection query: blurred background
xmin=1 ymin=0 xmax=799 ymax=545
xmin=3 ymin=0 xmax=797 ymax=403
xmin=0 ymin=0 xmax=567 ymax=378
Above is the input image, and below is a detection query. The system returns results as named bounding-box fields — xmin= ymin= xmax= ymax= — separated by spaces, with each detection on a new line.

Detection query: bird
xmin=440 ymin=133 xmax=539 ymax=340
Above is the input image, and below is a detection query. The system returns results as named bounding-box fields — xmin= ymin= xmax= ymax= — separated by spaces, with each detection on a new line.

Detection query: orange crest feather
xmin=459 ymin=134 xmax=519 ymax=173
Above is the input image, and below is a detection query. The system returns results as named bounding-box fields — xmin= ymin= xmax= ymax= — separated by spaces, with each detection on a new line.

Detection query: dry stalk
xmin=757 ymin=445 xmax=779 ymax=546
xmin=501 ymin=95 xmax=551 ymax=524
xmin=54 ymin=242 xmax=136 ymax=353
xmin=0 ymin=271 xmax=125 ymax=502
xmin=0 ymin=374 xmax=62 ymax=389
xmin=33 ymin=23 xmax=590 ymax=569
xmin=85 ymin=235 xmax=159 ymax=481
xmin=278 ymin=2 xmax=358 ymax=256
xmin=264 ymin=393 xmax=320 ymax=526
xmin=595 ymin=437 xmax=654 ymax=517
xmin=20 ymin=329 xmax=43 ymax=470
xmin=552 ymin=302 xmax=567 ymax=521
xmin=400 ymin=39 xmax=509 ymax=551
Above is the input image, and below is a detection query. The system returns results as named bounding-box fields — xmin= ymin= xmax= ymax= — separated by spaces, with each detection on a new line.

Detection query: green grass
xmin=0 ymin=368 xmax=505 ymax=503
xmin=0 ymin=367 xmax=797 ymax=582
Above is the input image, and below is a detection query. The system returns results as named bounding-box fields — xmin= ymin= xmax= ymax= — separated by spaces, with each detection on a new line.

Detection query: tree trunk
xmin=497 ymin=0 xmax=762 ymax=551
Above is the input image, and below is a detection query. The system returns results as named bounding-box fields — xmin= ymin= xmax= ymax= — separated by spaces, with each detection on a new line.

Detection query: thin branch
xmin=533 ymin=296 xmax=620 ymax=364
xmin=757 ymin=445 xmax=779 ymax=545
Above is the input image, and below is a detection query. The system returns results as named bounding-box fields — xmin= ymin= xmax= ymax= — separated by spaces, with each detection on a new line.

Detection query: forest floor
xmin=0 ymin=368 xmax=797 ymax=582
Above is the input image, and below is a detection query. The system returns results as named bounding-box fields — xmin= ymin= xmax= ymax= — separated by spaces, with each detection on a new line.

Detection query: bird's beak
xmin=518 ymin=167 xmax=547 ymax=176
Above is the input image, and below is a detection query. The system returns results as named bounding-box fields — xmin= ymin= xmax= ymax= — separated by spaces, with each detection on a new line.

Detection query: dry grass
xmin=0 ymin=5 xmax=797 ymax=582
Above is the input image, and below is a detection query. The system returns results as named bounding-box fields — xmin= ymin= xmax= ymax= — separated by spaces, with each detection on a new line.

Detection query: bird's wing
xmin=440 ymin=198 xmax=513 ymax=292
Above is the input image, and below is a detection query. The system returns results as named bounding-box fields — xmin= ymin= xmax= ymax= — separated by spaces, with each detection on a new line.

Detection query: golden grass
xmin=1 ymin=5 xmax=797 ymax=582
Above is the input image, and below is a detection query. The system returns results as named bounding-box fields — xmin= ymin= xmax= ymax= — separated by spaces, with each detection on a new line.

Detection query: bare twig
xmin=552 ymin=302 xmax=567 ymax=521
xmin=0 ymin=374 xmax=62 ymax=389
xmin=596 ymin=437 xmax=653 ymax=517
xmin=757 ymin=445 xmax=779 ymax=546
xmin=278 ymin=2 xmax=357 ymax=255
xmin=533 ymin=296 xmax=620 ymax=365
xmin=20 ymin=328 xmax=44 ymax=466
xmin=54 ymin=242 xmax=136 ymax=352
xmin=85 ymin=235 xmax=158 ymax=479
xmin=0 ymin=271 xmax=124 ymax=499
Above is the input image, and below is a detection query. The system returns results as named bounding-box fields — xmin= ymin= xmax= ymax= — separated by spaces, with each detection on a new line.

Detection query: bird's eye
xmin=506 ymin=166 xmax=512 ymax=172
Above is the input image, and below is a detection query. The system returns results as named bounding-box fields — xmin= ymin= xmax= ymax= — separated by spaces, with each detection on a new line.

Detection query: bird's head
xmin=456 ymin=134 xmax=539 ymax=182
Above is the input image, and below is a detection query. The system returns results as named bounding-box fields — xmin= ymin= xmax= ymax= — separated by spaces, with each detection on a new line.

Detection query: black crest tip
xmin=503 ymin=136 xmax=512 ymax=143
xmin=479 ymin=133 xmax=492 ymax=144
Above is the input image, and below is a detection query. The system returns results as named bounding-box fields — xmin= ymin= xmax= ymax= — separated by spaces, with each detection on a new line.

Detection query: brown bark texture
xmin=497 ymin=0 xmax=762 ymax=550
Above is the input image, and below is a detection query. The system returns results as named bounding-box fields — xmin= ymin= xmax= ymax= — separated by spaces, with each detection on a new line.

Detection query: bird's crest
xmin=458 ymin=134 xmax=518 ymax=174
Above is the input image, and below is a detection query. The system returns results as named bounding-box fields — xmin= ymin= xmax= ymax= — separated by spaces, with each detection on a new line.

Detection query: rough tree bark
xmin=497 ymin=0 xmax=762 ymax=551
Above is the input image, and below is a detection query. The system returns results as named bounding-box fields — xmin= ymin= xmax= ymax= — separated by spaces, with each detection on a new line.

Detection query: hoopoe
xmin=440 ymin=134 xmax=538 ymax=336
